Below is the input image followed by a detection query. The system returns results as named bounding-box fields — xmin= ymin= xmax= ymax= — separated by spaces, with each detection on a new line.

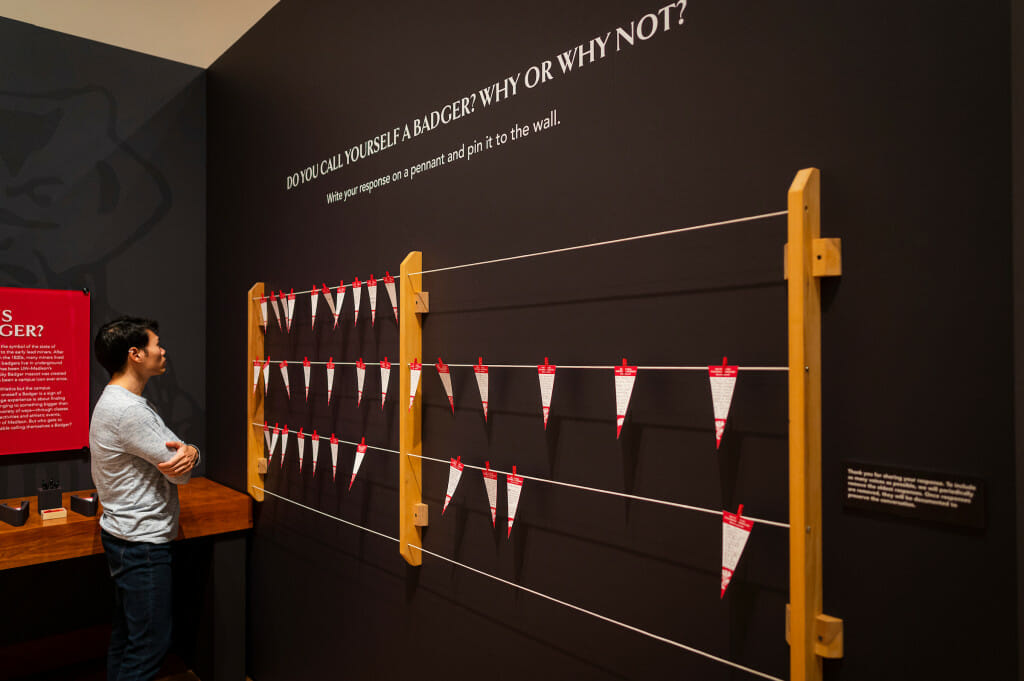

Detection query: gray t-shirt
xmin=89 ymin=384 xmax=192 ymax=543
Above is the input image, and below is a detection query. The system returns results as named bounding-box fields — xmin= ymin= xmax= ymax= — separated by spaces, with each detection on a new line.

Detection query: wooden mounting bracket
xmin=783 ymin=238 xmax=843 ymax=280
xmin=414 ymin=291 xmax=430 ymax=313
xmin=413 ymin=502 xmax=429 ymax=527
xmin=786 ymin=605 xmax=844 ymax=659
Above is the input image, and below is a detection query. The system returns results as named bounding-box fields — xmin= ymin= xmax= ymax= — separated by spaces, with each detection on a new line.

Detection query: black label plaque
xmin=842 ymin=462 xmax=986 ymax=529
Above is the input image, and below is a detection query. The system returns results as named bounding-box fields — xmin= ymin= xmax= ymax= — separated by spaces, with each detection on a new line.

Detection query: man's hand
xmin=159 ymin=441 xmax=197 ymax=477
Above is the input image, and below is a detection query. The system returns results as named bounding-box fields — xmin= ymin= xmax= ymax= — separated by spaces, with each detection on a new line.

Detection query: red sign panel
xmin=0 ymin=287 xmax=90 ymax=455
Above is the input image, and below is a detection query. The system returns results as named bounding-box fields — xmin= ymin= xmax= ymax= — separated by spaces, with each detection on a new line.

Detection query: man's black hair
xmin=94 ymin=317 xmax=159 ymax=376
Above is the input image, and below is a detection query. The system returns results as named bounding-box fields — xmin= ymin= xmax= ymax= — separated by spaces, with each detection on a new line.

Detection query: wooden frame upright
xmin=399 ymin=251 xmax=428 ymax=565
xmin=786 ymin=168 xmax=843 ymax=680
xmin=246 ymin=282 xmax=266 ymax=502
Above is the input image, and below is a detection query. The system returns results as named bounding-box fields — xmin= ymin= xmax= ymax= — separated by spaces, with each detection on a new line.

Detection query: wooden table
xmin=0 ymin=477 xmax=252 ymax=571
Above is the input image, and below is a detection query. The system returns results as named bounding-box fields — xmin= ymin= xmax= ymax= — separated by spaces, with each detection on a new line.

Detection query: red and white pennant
xmin=349 ymin=437 xmax=367 ymax=490
xmin=708 ymin=357 xmax=738 ymax=449
xmin=367 ymin=275 xmax=378 ymax=326
xmin=442 ymin=456 xmax=464 ymax=515
xmin=408 ymin=359 xmax=422 ymax=410
xmin=721 ymin=504 xmax=753 ymax=598
xmin=537 ymin=358 xmax=556 ymax=430
xmin=436 ymin=357 xmax=454 ymax=413
xmin=613 ymin=358 xmax=638 ymax=439
xmin=383 ymin=272 xmax=398 ymax=320
xmin=356 ymin=358 xmax=367 ymax=407
xmin=473 ymin=357 xmax=489 ymax=422
xmin=482 ymin=461 xmax=498 ymax=527
xmin=380 ymin=357 xmax=391 ymax=410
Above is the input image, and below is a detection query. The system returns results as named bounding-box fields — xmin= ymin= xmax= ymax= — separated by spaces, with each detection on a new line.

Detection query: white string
xmin=253 ymin=360 xmax=788 ymax=372
xmin=250 ymin=423 xmax=788 ymax=529
xmin=405 ymin=452 xmax=789 ymax=529
xmin=250 ymin=422 xmax=401 ymax=454
xmin=250 ymin=209 xmax=787 ymax=298
xmin=407 ymin=211 xmax=788 ymax=277
xmin=254 ymin=486 xmax=400 ymax=544
xmin=409 ymin=544 xmax=785 ymax=681
xmin=248 ymin=486 xmax=784 ymax=681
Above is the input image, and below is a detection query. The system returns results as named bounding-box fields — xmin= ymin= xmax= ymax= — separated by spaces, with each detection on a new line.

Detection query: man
xmin=89 ymin=317 xmax=200 ymax=681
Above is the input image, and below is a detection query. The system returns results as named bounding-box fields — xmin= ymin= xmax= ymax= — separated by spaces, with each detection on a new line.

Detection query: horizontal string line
xmin=251 ymin=209 xmax=787 ymax=298
xmin=250 ymin=423 xmax=786 ymax=529
xmin=406 ymin=452 xmax=788 ymax=529
xmin=253 ymin=360 xmax=788 ymax=372
xmin=249 ymin=486 xmax=783 ymax=681
xmin=408 ymin=211 xmax=787 ymax=277
xmin=254 ymin=486 xmax=400 ymax=544
xmin=410 ymin=544 xmax=784 ymax=681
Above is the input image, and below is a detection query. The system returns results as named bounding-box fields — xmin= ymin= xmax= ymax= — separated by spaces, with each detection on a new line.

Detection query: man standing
xmin=89 ymin=317 xmax=200 ymax=681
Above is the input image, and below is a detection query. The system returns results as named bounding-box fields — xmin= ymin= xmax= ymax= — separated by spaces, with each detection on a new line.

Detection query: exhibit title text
xmin=0 ymin=309 xmax=44 ymax=338
xmin=284 ymin=0 xmax=688 ymax=190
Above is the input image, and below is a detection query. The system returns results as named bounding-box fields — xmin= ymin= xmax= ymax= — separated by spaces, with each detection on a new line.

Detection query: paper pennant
xmin=329 ymin=433 xmax=339 ymax=481
xmin=349 ymin=437 xmax=368 ymax=490
xmin=409 ymin=358 xmax=422 ymax=410
xmin=482 ymin=461 xmax=498 ymax=527
xmin=322 ymin=282 xmax=339 ymax=329
xmin=384 ymin=272 xmax=398 ymax=320
xmin=310 ymin=285 xmax=320 ymax=330
xmin=279 ymin=360 xmax=291 ymax=399
xmin=352 ymin=277 xmax=363 ymax=326
xmin=356 ymin=358 xmax=367 ymax=407
xmin=333 ymin=281 xmax=346 ymax=327
xmin=258 ymin=295 xmax=268 ymax=332
xmin=380 ymin=357 xmax=391 ymax=410
xmin=297 ymin=427 xmax=305 ymax=472
xmin=262 ymin=421 xmax=271 ymax=453
xmin=613 ymin=359 xmax=638 ymax=439
xmin=262 ymin=357 xmax=271 ymax=396
xmin=311 ymin=430 xmax=320 ymax=475
xmin=436 ymin=357 xmax=455 ymax=414
xmin=537 ymin=358 xmax=556 ymax=430
xmin=303 ymin=357 xmax=311 ymax=402
xmin=721 ymin=505 xmax=754 ymax=598
xmin=326 ymin=357 xmax=336 ymax=405
xmin=280 ymin=425 xmax=290 ymax=468
xmin=252 ymin=359 xmax=261 ymax=395
xmin=473 ymin=357 xmax=489 ymax=422
xmin=368 ymin=275 xmax=378 ymax=326
xmin=269 ymin=423 xmax=280 ymax=463
xmin=506 ymin=465 xmax=524 ymax=538
xmin=269 ymin=291 xmax=283 ymax=331
xmin=708 ymin=357 xmax=739 ymax=449
xmin=285 ymin=289 xmax=296 ymax=333
xmin=442 ymin=456 xmax=464 ymax=515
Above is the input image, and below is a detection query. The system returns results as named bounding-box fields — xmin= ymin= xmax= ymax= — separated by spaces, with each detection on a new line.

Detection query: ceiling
xmin=0 ymin=0 xmax=280 ymax=68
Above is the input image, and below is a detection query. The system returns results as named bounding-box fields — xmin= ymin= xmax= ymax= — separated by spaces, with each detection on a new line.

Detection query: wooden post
xmin=399 ymin=252 xmax=426 ymax=565
xmin=247 ymin=282 xmax=266 ymax=502
xmin=787 ymin=168 xmax=843 ymax=680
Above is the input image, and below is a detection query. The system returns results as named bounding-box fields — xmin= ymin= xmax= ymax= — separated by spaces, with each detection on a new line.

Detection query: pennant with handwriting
xmin=721 ymin=505 xmax=753 ymax=598
xmin=537 ymin=358 xmax=556 ymax=430
xmin=483 ymin=461 xmax=498 ymax=527
xmin=708 ymin=358 xmax=739 ymax=449
xmin=613 ymin=359 xmax=638 ymax=439
xmin=442 ymin=456 xmax=464 ymax=515
xmin=506 ymin=465 xmax=524 ymax=538
xmin=473 ymin=357 xmax=489 ymax=422
xmin=436 ymin=357 xmax=455 ymax=413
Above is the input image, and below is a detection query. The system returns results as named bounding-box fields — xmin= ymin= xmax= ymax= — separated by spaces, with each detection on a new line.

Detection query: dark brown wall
xmin=207 ymin=1 xmax=1015 ymax=679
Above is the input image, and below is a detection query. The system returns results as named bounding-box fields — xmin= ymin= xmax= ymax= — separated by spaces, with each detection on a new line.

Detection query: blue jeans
xmin=101 ymin=529 xmax=173 ymax=681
